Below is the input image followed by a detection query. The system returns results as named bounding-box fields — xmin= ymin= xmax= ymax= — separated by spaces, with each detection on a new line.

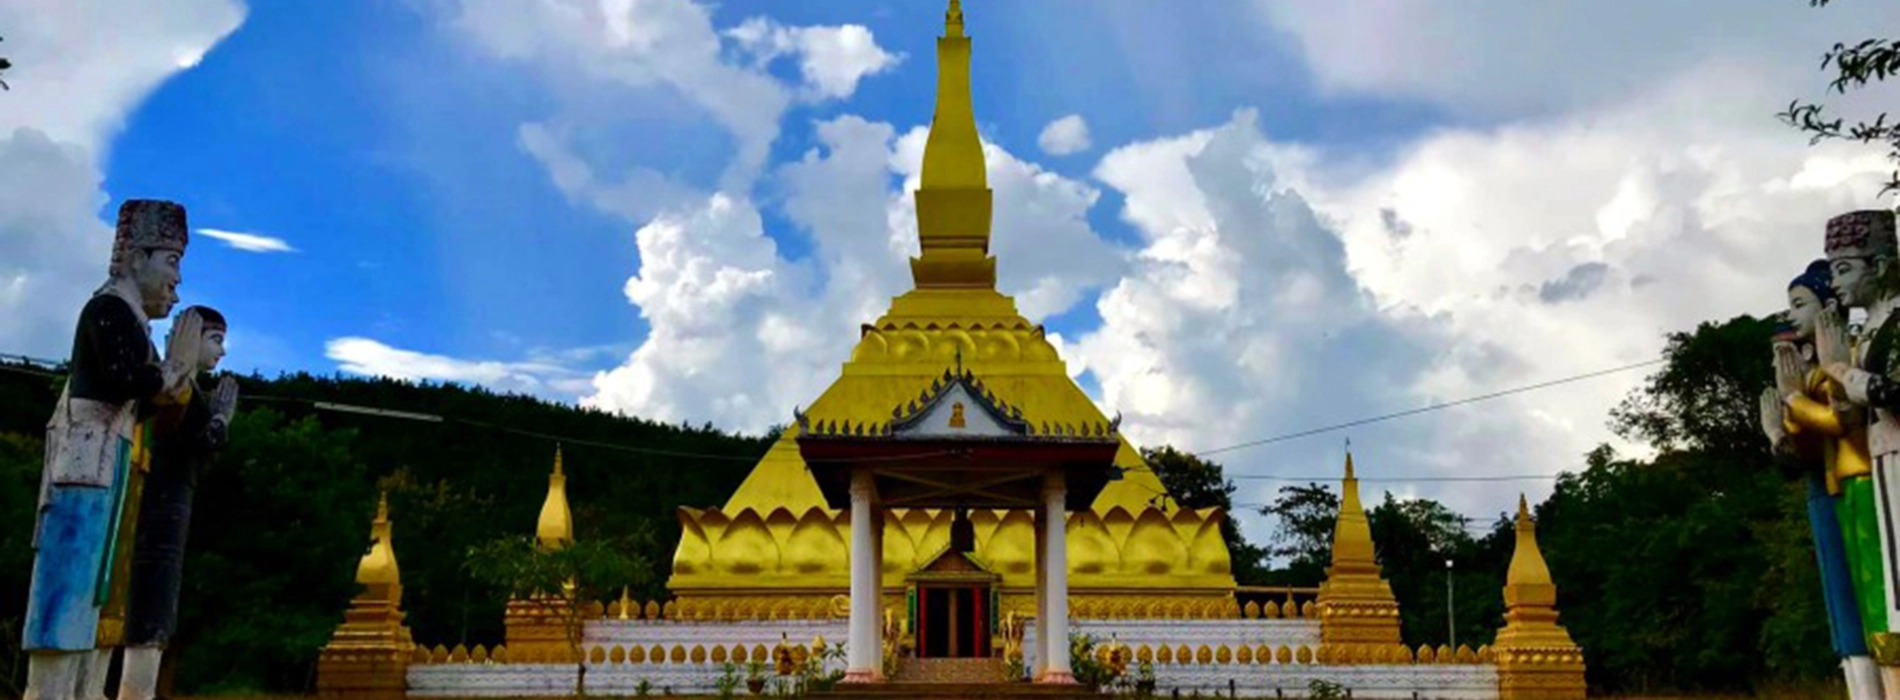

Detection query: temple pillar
xmin=1038 ymin=472 xmax=1075 ymax=684
xmin=845 ymin=470 xmax=882 ymax=683
xmin=1033 ymin=507 xmax=1048 ymax=677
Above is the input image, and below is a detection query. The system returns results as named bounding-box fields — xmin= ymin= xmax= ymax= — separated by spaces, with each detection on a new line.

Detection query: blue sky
xmin=97 ymin=0 xmax=1441 ymax=378
xmin=7 ymin=0 xmax=1900 ymax=532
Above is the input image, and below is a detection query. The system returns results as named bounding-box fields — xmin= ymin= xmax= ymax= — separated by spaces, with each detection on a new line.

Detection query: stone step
xmin=893 ymin=656 xmax=1008 ymax=683
xmin=814 ymin=682 xmax=1099 ymax=700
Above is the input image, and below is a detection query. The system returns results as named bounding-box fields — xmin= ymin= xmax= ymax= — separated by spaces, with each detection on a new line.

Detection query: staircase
xmin=814 ymin=681 xmax=1099 ymax=700
xmin=813 ymin=658 xmax=1099 ymax=700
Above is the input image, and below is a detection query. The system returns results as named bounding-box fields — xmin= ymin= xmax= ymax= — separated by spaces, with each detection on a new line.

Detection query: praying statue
xmin=1760 ymin=259 xmax=1884 ymax=699
xmin=1816 ymin=208 xmax=1900 ymax=691
xmin=24 ymin=200 xmax=199 ymax=700
xmin=118 ymin=306 xmax=237 ymax=700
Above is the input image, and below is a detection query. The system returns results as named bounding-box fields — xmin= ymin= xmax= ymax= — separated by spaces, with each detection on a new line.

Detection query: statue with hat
xmin=1760 ymin=259 xmax=1884 ymax=699
xmin=1815 ymin=208 xmax=1900 ymax=690
xmin=22 ymin=200 xmax=199 ymax=700
xmin=117 ymin=305 xmax=237 ymax=700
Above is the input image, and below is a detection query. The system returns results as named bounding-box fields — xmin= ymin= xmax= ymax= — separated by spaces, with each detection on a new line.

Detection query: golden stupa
xmin=666 ymin=0 xmax=1236 ymax=615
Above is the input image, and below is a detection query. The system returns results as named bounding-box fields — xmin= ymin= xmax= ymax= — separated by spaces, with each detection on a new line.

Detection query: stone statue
xmin=1817 ymin=208 xmax=1900 ymax=693
xmin=1760 ymin=259 xmax=1884 ymax=699
xmin=117 ymin=306 xmax=236 ymax=700
xmin=23 ymin=200 xmax=198 ymax=700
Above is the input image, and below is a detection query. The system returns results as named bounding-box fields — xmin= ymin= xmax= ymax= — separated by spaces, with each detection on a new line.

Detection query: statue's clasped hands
xmin=1816 ymin=305 xmax=1855 ymax=385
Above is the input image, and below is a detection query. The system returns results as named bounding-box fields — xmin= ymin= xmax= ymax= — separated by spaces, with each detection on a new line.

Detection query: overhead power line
xmin=0 ymin=350 xmax=1666 ymax=478
xmin=1193 ymin=357 xmax=1665 ymax=458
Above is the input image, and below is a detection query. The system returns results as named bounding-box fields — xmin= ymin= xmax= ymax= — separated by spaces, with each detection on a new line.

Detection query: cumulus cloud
xmin=1037 ymin=114 xmax=1091 ymax=156
xmin=326 ymin=337 xmax=595 ymax=398
xmin=1073 ymin=110 xmax=1440 ymax=470
xmin=0 ymin=0 xmax=244 ymax=358
xmin=1073 ymin=65 xmax=1893 ymax=526
xmin=197 ymin=227 xmax=298 ymax=253
xmin=725 ymin=17 xmax=901 ymax=101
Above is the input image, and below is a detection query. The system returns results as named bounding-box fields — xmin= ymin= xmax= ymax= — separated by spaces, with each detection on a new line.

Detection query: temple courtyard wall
xmin=404 ymin=616 xmax=1500 ymax=698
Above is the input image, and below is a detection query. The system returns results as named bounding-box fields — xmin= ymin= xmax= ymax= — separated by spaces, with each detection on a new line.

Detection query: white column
xmin=1033 ymin=508 xmax=1048 ymax=677
xmin=844 ymin=469 xmax=880 ymax=683
xmin=1038 ymin=472 xmax=1075 ymax=684
xmin=871 ymin=501 xmax=885 ymax=674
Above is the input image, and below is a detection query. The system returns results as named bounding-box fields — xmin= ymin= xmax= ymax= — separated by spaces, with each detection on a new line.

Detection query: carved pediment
xmin=890 ymin=366 xmax=1028 ymax=437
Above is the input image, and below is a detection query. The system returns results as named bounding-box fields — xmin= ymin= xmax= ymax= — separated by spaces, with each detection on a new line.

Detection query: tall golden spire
xmin=911 ymin=0 xmax=995 ymax=289
xmin=1327 ymin=451 xmax=1377 ymax=577
xmin=536 ymin=446 xmax=573 ymax=549
xmin=1494 ymin=494 xmax=1586 ymax=699
xmin=1315 ymin=449 xmax=1403 ymax=653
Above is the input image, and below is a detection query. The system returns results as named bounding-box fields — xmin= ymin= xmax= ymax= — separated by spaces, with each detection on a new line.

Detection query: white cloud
xmin=444 ymin=0 xmax=894 ymax=200
xmin=516 ymin=121 xmax=705 ymax=223
xmin=579 ymin=116 xmax=1124 ymax=429
xmin=1038 ymin=114 xmax=1091 ymax=156
xmin=725 ymin=17 xmax=901 ymax=101
xmin=326 ymin=337 xmax=594 ymax=398
xmin=197 ymin=227 xmax=298 ymax=253
xmin=0 ymin=0 xmax=244 ymax=358
xmin=1255 ymin=0 xmax=1900 ymax=118
xmin=1072 ymin=60 xmax=1894 ymax=532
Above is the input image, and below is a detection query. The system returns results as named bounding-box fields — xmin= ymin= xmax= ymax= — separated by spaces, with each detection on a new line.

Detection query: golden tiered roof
xmin=666 ymin=0 xmax=1235 ymax=607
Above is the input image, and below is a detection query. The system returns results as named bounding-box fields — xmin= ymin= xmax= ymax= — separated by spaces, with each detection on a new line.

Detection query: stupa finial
xmin=945 ymin=0 xmax=965 ymax=38
xmin=912 ymin=0 xmax=995 ymax=289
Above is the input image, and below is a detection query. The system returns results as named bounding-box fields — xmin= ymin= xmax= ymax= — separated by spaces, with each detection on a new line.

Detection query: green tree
xmin=0 ymin=431 xmax=43 ymax=696
xmin=1782 ymin=0 xmax=1900 ymax=195
xmin=1546 ymin=314 xmax=1830 ymax=694
xmin=1365 ymin=494 xmax=1511 ymax=650
xmin=1258 ymin=483 xmax=1339 ymax=585
xmin=171 ymin=408 xmax=374 ymax=693
xmin=1140 ymin=446 xmax=1268 ymax=584
xmin=465 ymin=535 xmax=652 ymax=696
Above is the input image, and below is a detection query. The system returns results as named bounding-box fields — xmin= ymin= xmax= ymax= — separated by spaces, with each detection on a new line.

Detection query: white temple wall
xmin=407 ymin=618 xmax=1494 ymax=698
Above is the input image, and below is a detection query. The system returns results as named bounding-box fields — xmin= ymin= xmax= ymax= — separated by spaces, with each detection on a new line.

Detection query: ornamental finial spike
xmin=946 ymin=0 xmax=965 ymax=38
xmin=1344 ymin=449 xmax=1356 ymax=481
xmin=554 ymin=443 xmax=565 ymax=477
xmin=1517 ymin=493 xmax=1530 ymax=523
xmin=375 ymin=488 xmax=390 ymax=524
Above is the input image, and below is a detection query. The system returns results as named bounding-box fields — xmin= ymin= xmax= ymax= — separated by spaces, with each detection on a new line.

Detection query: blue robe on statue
xmin=1809 ymin=474 xmax=1871 ymax=657
xmin=22 ymin=290 xmax=160 ymax=652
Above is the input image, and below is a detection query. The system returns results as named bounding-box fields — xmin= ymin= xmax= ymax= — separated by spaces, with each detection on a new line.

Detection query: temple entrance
xmin=797 ymin=364 xmax=1121 ymax=684
xmin=917 ymin=584 xmax=990 ymax=659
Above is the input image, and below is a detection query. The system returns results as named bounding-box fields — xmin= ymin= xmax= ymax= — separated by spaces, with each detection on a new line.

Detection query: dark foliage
xmin=0 ymin=367 xmax=768 ymax=695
